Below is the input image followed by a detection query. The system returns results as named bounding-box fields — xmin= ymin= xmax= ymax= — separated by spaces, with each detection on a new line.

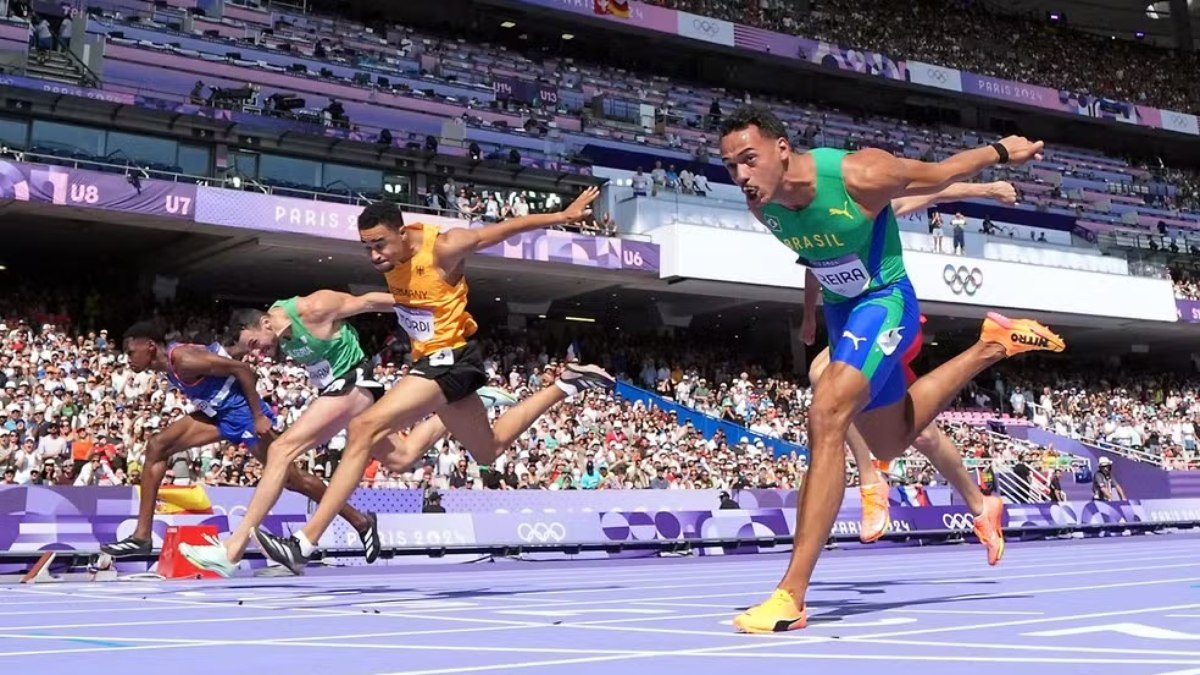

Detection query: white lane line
xmin=881 ymin=608 xmax=1044 ymax=616
xmin=854 ymin=637 xmax=1200 ymax=658
xmin=0 ymin=642 xmax=231 ymax=658
xmin=847 ymin=599 xmax=1200 ymax=641
xmin=0 ymin=612 xmax=334 ymax=632
xmin=0 ymin=604 xmax=239 ymax=618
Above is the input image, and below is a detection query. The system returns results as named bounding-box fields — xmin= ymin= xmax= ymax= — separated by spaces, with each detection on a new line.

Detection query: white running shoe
xmin=477 ymin=387 xmax=518 ymax=409
xmin=179 ymin=537 xmax=239 ymax=578
xmin=556 ymin=364 xmax=616 ymax=397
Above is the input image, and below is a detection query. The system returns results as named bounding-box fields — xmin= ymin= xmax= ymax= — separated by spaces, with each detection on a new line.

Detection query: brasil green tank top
xmin=759 ymin=148 xmax=908 ymax=304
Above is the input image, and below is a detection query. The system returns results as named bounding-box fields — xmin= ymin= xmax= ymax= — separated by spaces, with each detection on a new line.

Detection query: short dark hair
xmin=358 ymin=201 xmax=404 ymax=230
xmin=719 ymin=104 xmax=788 ymax=142
xmin=123 ymin=320 xmax=165 ymax=344
xmin=228 ymin=308 xmax=266 ymax=336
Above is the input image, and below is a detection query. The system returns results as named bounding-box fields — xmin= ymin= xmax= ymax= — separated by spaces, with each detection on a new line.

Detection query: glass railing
xmin=620 ymin=192 xmax=1149 ymax=277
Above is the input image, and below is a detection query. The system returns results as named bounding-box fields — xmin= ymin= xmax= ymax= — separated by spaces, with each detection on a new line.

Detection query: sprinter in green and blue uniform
xmin=718 ymin=104 xmax=1064 ymax=634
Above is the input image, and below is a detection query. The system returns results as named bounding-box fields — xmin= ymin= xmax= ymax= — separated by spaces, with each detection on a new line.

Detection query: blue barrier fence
xmin=615 ymin=381 xmax=809 ymax=459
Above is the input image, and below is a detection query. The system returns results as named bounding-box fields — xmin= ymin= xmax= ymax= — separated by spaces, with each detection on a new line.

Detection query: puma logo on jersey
xmin=842 ymin=331 xmax=867 ymax=350
xmin=828 ymin=201 xmax=854 ymax=219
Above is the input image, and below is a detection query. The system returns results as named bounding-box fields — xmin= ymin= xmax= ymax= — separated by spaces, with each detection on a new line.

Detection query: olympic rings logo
xmin=1166 ymin=113 xmax=1191 ymax=130
xmin=692 ymin=18 xmax=722 ymax=36
xmin=942 ymin=513 xmax=976 ymax=531
xmin=926 ymin=68 xmax=947 ymax=83
xmin=517 ymin=522 xmax=567 ymax=543
xmin=943 ymin=264 xmax=983 ymax=296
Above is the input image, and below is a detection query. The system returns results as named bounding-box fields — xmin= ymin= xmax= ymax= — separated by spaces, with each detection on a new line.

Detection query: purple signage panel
xmin=0 ymin=20 xmax=29 ymax=48
xmin=194 ymin=187 xmax=370 ymax=240
xmin=1177 ymin=298 xmax=1200 ymax=324
xmin=958 ymin=73 xmax=1152 ymax=127
xmin=807 ymin=41 xmax=906 ymax=80
xmin=0 ymin=485 xmax=309 ymax=557
xmin=475 ymin=227 xmax=660 ymax=272
xmin=0 ymin=73 xmax=137 ymax=105
xmin=194 ymin=187 xmax=660 ymax=271
xmin=7 ymin=486 xmax=1200 ymax=570
xmin=959 ymin=73 xmax=1064 ymax=111
xmin=0 ymin=160 xmax=197 ymax=218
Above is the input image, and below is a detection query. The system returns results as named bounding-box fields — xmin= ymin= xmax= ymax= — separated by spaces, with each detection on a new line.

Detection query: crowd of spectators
xmin=649 ymin=0 xmax=1200 ymax=115
xmin=1 ymin=277 xmax=1109 ymax=496
xmin=1172 ymin=266 xmax=1200 ymax=300
xmin=417 ymin=178 xmax=617 ymax=236
xmin=980 ymin=359 xmax=1200 ymax=471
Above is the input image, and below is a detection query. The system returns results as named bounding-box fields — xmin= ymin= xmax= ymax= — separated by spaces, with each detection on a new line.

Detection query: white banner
xmin=1160 ymin=109 xmax=1200 ymax=136
xmin=675 ymin=11 xmax=736 ymax=47
xmin=651 ymin=223 xmax=1178 ymax=321
xmin=906 ymin=60 xmax=963 ymax=93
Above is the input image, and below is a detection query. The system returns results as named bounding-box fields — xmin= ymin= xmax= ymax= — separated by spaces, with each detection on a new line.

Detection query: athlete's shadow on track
xmin=146 ymin=582 xmax=601 ymax=608
xmin=737 ymin=579 xmax=1030 ymax=624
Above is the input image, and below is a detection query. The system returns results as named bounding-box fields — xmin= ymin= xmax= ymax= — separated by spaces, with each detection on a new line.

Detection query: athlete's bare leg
xmin=901 ymin=425 xmax=986 ymax=516
xmin=127 ymin=415 xmax=222 ymax=541
xmin=223 ymin=390 xmax=374 ymax=562
xmin=778 ymin=339 xmax=1010 ymax=602
xmin=296 ymin=382 xmax=570 ymax=545
xmin=809 ymin=348 xmax=884 ymax=490
xmin=813 ymin=347 xmax=985 ymax=529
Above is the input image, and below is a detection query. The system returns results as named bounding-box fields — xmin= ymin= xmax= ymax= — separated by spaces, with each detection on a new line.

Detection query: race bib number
xmin=306 ymin=360 xmax=334 ymax=389
xmin=428 ymin=348 xmax=455 ymax=367
xmin=394 ymin=305 xmax=435 ymax=342
xmin=810 ymin=254 xmax=869 ymax=298
xmin=194 ymin=400 xmax=218 ymax=417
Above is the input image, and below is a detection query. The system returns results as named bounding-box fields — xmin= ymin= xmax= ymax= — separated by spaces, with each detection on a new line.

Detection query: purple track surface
xmin=3 ymin=534 xmax=1200 ymax=674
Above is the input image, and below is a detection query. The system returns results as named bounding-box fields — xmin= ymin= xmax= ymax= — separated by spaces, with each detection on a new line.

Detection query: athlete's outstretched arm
xmin=300 ymin=290 xmax=397 ymax=321
xmin=435 ymin=187 xmax=600 ymax=263
xmin=173 ymin=348 xmax=272 ymax=435
xmin=891 ymin=181 xmax=1016 ymax=218
xmin=846 ymin=138 xmax=1042 ymax=209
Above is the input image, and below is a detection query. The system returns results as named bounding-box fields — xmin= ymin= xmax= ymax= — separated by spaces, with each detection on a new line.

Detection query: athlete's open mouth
xmin=743 ymin=186 xmax=760 ymax=204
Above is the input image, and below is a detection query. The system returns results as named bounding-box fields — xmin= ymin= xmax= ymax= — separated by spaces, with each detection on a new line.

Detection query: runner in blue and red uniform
xmin=101 ymin=320 xmax=370 ymax=559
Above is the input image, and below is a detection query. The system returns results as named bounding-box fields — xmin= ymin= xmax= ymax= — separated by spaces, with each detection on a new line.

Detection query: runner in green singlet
xmin=803 ymin=181 xmax=1015 ymax=559
xmin=718 ymin=105 xmax=1066 ymax=633
xmin=177 ymin=290 xmax=514 ymax=576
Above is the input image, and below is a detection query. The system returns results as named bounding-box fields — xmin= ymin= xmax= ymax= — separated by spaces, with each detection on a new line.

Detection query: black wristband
xmin=991 ymin=141 xmax=1009 ymax=164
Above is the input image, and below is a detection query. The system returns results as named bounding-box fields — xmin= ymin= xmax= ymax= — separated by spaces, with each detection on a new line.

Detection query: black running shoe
xmin=356 ymin=512 xmax=381 ymax=564
xmin=101 ymin=535 xmax=151 ymax=558
xmin=557 ymin=364 xmax=616 ymax=396
xmin=254 ymin=528 xmax=308 ymax=576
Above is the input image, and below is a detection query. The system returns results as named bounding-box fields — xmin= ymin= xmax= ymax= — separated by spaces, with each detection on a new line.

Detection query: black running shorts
xmin=318 ymin=358 xmax=385 ymax=402
xmin=409 ymin=341 xmax=487 ymax=404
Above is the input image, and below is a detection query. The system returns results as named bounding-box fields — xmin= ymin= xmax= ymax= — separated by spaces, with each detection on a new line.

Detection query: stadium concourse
xmin=3 ymin=0 xmax=1200 ymax=671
